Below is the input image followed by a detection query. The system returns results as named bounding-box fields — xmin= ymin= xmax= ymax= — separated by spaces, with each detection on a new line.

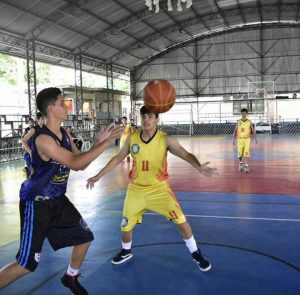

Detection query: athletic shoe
xmin=244 ymin=166 xmax=250 ymax=173
xmin=60 ymin=273 xmax=88 ymax=295
xmin=239 ymin=163 xmax=244 ymax=171
xmin=192 ymin=250 xmax=211 ymax=272
xmin=111 ymin=248 xmax=133 ymax=265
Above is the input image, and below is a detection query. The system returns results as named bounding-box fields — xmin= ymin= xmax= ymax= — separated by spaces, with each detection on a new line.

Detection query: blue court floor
xmin=1 ymin=135 xmax=300 ymax=294
xmin=1 ymin=190 xmax=300 ymax=295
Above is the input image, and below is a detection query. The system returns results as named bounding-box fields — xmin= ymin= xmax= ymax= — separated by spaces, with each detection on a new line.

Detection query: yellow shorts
xmin=121 ymin=181 xmax=186 ymax=231
xmin=238 ymin=138 xmax=251 ymax=158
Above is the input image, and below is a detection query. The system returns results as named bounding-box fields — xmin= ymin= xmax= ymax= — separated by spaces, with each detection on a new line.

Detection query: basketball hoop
xmin=145 ymin=0 xmax=193 ymax=13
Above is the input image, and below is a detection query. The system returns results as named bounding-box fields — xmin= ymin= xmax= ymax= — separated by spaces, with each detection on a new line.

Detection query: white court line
xmin=96 ymin=210 xmax=300 ymax=222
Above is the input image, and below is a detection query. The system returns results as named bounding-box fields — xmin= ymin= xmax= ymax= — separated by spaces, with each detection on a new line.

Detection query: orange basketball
xmin=143 ymin=79 xmax=176 ymax=113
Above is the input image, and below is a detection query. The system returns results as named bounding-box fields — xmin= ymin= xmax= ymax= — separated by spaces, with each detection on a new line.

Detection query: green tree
xmin=0 ymin=53 xmax=17 ymax=85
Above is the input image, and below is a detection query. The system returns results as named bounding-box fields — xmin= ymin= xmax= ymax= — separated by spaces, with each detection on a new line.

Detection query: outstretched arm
xmin=35 ymin=124 xmax=124 ymax=171
xmin=166 ymin=136 xmax=216 ymax=178
xmin=86 ymin=136 xmax=131 ymax=189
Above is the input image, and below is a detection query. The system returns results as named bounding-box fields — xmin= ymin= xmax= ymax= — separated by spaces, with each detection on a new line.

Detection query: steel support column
xmin=74 ymin=55 xmax=83 ymax=118
xmin=130 ymin=70 xmax=137 ymax=123
xmin=26 ymin=40 xmax=37 ymax=118
xmin=106 ymin=63 xmax=114 ymax=123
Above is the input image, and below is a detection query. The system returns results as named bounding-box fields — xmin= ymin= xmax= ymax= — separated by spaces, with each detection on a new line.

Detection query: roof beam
xmin=0 ymin=29 xmax=129 ymax=75
xmin=135 ymin=21 xmax=300 ymax=69
xmin=0 ymin=0 xmax=140 ymax=61
xmin=236 ymin=0 xmax=246 ymax=25
xmin=112 ymin=4 xmax=289 ymax=63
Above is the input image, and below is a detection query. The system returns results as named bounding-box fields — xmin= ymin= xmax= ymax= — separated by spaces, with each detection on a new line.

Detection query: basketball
xmin=143 ymin=79 xmax=176 ymax=113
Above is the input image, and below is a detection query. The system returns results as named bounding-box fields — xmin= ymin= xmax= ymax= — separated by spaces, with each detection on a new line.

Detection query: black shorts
xmin=16 ymin=196 xmax=94 ymax=271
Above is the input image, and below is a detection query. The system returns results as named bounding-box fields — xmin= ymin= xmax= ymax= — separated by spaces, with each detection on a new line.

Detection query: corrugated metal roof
xmin=0 ymin=0 xmax=298 ymax=73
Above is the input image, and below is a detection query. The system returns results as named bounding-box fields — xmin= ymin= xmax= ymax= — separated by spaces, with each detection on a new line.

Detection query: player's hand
xmin=96 ymin=124 xmax=124 ymax=144
xmin=198 ymin=162 xmax=217 ymax=178
xmin=86 ymin=175 xmax=101 ymax=189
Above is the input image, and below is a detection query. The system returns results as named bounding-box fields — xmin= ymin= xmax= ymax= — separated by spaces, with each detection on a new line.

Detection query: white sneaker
xmin=239 ymin=163 xmax=244 ymax=171
xmin=244 ymin=166 xmax=250 ymax=173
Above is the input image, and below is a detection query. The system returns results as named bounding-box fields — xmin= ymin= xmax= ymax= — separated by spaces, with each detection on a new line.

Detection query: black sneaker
xmin=192 ymin=250 xmax=211 ymax=272
xmin=111 ymin=248 xmax=133 ymax=265
xmin=60 ymin=273 xmax=88 ymax=295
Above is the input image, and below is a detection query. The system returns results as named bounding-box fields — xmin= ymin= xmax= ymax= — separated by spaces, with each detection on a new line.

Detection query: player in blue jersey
xmin=0 ymin=87 xmax=123 ymax=295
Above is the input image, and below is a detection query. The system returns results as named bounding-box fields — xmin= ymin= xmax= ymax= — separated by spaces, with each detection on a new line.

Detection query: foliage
xmin=0 ymin=53 xmax=17 ymax=85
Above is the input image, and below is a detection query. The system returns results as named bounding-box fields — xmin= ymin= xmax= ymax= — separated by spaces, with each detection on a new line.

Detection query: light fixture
xmin=145 ymin=0 xmax=193 ymax=13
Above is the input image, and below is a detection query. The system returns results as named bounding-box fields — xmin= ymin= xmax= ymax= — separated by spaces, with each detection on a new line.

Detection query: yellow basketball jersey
xmin=237 ymin=119 xmax=252 ymax=139
xmin=129 ymin=129 xmax=168 ymax=186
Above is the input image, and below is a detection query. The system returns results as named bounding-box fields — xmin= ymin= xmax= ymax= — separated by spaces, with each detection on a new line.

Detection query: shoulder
xmin=157 ymin=129 xmax=167 ymax=137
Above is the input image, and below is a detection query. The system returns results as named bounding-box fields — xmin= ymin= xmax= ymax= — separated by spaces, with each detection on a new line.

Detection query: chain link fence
xmin=1 ymin=120 xmax=300 ymax=163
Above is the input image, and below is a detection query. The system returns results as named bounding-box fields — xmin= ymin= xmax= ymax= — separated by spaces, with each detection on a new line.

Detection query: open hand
xmin=198 ymin=162 xmax=217 ymax=178
xmin=86 ymin=175 xmax=101 ymax=189
xmin=96 ymin=124 xmax=124 ymax=144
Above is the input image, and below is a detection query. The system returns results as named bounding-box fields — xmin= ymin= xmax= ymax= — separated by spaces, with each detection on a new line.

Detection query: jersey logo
xmin=131 ymin=144 xmax=140 ymax=155
xmin=34 ymin=252 xmax=41 ymax=262
xmin=79 ymin=218 xmax=91 ymax=231
xmin=121 ymin=217 xmax=129 ymax=227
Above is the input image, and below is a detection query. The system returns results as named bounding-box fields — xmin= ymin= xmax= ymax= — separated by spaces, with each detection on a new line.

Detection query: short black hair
xmin=241 ymin=108 xmax=248 ymax=113
xmin=36 ymin=87 xmax=62 ymax=116
xmin=140 ymin=105 xmax=158 ymax=118
xmin=36 ymin=112 xmax=44 ymax=120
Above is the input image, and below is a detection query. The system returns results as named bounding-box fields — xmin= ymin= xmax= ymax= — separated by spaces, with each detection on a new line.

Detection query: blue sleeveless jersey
xmin=20 ymin=126 xmax=72 ymax=201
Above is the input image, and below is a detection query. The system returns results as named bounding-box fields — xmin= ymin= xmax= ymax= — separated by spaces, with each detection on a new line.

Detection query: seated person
xmin=65 ymin=126 xmax=83 ymax=151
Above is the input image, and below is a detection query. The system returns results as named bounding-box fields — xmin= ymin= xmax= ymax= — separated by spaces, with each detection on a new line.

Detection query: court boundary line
xmin=96 ymin=210 xmax=300 ymax=222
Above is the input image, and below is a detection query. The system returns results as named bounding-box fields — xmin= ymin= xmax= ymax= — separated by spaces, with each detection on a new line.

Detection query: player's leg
xmin=243 ymin=138 xmax=251 ymax=173
xmin=111 ymin=187 xmax=145 ymax=265
xmin=238 ymin=139 xmax=244 ymax=171
xmin=0 ymin=200 xmax=49 ymax=289
xmin=148 ymin=183 xmax=211 ymax=272
xmin=47 ymin=197 xmax=93 ymax=295
xmin=0 ymin=262 xmax=30 ymax=289
xmin=176 ymin=222 xmax=211 ymax=272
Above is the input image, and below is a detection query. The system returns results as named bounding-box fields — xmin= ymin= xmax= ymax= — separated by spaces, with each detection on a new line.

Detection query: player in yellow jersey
xmin=120 ymin=116 xmax=134 ymax=162
xmin=232 ymin=108 xmax=257 ymax=173
xmin=86 ymin=106 xmax=217 ymax=272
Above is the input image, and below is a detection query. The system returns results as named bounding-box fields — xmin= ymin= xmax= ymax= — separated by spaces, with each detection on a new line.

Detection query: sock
xmin=245 ymin=164 xmax=249 ymax=167
xmin=66 ymin=265 xmax=79 ymax=276
xmin=122 ymin=241 xmax=132 ymax=250
xmin=183 ymin=236 xmax=198 ymax=254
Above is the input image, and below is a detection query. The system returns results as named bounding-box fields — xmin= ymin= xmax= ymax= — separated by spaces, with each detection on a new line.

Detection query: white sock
xmin=183 ymin=236 xmax=198 ymax=254
xmin=245 ymin=164 xmax=249 ymax=167
xmin=66 ymin=265 xmax=79 ymax=276
xmin=122 ymin=241 xmax=132 ymax=250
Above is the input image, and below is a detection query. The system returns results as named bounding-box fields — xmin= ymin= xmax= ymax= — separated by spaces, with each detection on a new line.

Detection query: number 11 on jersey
xmin=142 ymin=160 xmax=149 ymax=171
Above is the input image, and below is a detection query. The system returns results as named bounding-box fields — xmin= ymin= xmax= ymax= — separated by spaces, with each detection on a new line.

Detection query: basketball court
xmin=1 ymin=0 xmax=300 ymax=294
xmin=1 ymin=135 xmax=299 ymax=295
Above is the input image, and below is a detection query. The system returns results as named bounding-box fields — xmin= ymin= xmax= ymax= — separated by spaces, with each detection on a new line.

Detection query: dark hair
xmin=36 ymin=112 xmax=44 ymax=120
xmin=121 ymin=116 xmax=127 ymax=120
xmin=140 ymin=105 xmax=158 ymax=118
xmin=241 ymin=108 xmax=248 ymax=113
xmin=36 ymin=87 xmax=62 ymax=116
